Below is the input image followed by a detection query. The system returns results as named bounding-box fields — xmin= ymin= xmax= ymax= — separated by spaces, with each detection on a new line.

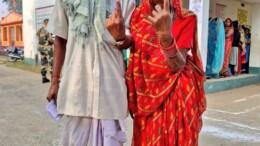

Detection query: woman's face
xmin=225 ymin=19 xmax=231 ymax=27
xmin=245 ymin=29 xmax=249 ymax=34
xmin=149 ymin=0 xmax=173 ymax=8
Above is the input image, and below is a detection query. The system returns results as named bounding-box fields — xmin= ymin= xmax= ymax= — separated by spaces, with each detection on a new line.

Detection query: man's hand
xmin=147 ymin=0 xmax=173 ymax=47
xmin=47 ymin=79 xmax=59 ymax=103
xmin=105 ymin=1 xmax=126 ymax=41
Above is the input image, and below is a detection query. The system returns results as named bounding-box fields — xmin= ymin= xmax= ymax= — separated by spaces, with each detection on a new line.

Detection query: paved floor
xmin=0 ymin=64 xmax=259 ymax=146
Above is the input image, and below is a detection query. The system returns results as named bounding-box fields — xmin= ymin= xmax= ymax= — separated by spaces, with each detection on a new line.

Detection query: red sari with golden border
xmin=126 ymin=0 xmax=207 ymax=145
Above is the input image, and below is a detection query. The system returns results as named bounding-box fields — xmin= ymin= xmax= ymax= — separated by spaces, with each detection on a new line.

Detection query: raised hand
xmin=105 ymin=1 xmax=126 ymax=41
xmin=147 ymin=0 xmax=173 ymax=47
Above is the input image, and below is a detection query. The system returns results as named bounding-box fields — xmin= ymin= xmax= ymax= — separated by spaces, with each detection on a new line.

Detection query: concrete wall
xmin=36 ymin=0 xmax=55 ymax=8
xmin=189 ymin=0 xmax=210 ymax=70
xmin=23 ymin=0 xmax=36 ymax=64
xmin=250 ymin=4 xmax=260 ymax=69
xmin=23 ymin=0 xmax=55 ymax=65
xmin=209 ymin=0 xmax=253 ymax=26
xmin=183 ymin=0 xmax=190 ymax=9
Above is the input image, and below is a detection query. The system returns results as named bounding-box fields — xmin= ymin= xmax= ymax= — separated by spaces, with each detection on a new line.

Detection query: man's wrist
xmin=51 ymin=79 xmax=59 ymax=85
xmin=115 ymin=35 xmax=126 ymax=42
xmin=115 ymin=35 xmax=127 ymax=49
xmin=51 ymin=74 xmax=60 ymax=85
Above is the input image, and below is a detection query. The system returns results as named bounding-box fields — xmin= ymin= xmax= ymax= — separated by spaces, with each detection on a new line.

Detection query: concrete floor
xmin=0 ymin=64 xmax=259 ymax=146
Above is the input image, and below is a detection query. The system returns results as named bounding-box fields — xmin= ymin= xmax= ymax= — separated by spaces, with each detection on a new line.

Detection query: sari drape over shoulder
xmin=126 ymin=0 xmax=207 ymax=145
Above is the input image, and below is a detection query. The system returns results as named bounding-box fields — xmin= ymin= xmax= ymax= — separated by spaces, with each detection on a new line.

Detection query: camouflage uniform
xmin=37 ymin=26 xmax=53 ymax=78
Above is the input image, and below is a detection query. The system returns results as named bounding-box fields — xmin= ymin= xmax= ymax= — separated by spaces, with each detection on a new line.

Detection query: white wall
xmin=23 ymin=0 xmax=36 ymax=61
xmin=190 ymin=0 xmax=210 ymax=70
xmin=200 ymin=0 xmax=210 ymax=71
xmin=36 ymin=0 xmax=55 ymax=8
xmin=23 ymin=0 xmax=55 ymax=63
xmin=183 ymin=0 xmax=190 ymax=9
xmin=250 ymin=4 xmax=260 ymax=68
xmin=209 ymin=0 xmax=253 ymax=26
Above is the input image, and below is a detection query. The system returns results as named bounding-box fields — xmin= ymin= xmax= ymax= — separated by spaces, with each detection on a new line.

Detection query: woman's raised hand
xmin=147 ymin=0 xmax=172 ymax=37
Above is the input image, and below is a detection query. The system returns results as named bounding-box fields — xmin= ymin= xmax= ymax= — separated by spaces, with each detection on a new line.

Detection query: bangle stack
xmin=162 ymin=40 xmax=179 ymax=58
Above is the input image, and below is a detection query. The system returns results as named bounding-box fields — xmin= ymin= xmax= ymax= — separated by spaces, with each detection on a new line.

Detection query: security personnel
xmin=37 ymin=19 xmax=54 ymax=83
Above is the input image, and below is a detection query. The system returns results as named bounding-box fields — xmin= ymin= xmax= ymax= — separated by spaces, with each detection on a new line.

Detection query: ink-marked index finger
xmin=163 ymin=0 xmax=170 ymax=12
xmin=115 ymin=1 xmax=122 ymax=18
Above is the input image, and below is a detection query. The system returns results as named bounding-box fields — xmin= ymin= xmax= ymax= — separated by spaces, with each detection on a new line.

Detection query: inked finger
xmin=164 ymin=0 xmax=170 ymax=12
xmin=115 ymin=1 xmax=122 ymax=17
xmin=155 ymin=5 xmax=162 ymax=13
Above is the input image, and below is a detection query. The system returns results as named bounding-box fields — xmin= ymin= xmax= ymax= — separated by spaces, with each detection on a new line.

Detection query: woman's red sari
xmin=126 ymin=0 xmax=207 ymax=145
xmin=220 ymin=27 xmax=234 ymax=75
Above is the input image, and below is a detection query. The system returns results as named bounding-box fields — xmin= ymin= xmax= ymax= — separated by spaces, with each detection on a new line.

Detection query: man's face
xmin=43 ymin=21 xmax=48 ymax=27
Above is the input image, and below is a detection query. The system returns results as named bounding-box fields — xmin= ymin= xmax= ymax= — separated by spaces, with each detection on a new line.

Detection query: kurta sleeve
xmin=47 ymin=0 xmax=69 ymax=40
xmin=121 ymin=0 xmax=136 ymax=36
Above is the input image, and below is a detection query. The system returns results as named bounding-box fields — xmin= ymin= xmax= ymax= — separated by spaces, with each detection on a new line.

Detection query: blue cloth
xmin=245 ymin=35 xmax=250 ymax=63
xmin=206 ymin=18 xmax=225 ymax=78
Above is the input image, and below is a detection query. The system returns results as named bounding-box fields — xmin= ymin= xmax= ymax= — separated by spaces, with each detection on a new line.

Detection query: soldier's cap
xmin=43 ymin=19 xmax=49 ymax=23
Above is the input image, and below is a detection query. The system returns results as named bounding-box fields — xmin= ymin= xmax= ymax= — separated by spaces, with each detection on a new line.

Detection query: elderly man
xmin=46 ymin=0 xmax=135 ymax=145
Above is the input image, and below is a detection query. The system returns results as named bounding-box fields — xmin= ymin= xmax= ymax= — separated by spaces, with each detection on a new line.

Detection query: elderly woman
xmin=125 ymin=0 xmax=207 ymax=145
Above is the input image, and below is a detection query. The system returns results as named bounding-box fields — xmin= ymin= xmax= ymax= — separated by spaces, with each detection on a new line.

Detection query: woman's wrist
xmin=158 ymin=32 xmax=173 ymax=48
xmin=161 ymin=39 xmax=179 ymax=58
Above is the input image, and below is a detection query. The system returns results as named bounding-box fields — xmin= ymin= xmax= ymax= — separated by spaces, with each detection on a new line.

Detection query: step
xmin=204 ymin=74 xmax=260 ymax=94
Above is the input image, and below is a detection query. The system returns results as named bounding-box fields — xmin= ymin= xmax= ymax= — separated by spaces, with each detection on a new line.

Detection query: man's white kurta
xmin=47 ymin=0 xmax=136 ymax=119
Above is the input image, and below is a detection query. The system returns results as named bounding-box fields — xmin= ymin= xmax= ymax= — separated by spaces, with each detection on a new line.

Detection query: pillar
xmin=189 ymin=0 xmax=210 ymax=71
xmin=249 ymin=4 xmax=260 ymax=74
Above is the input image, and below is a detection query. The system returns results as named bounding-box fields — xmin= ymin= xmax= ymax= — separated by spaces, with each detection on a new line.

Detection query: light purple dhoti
xmin=62 ymin=116 xmax=127 ymax=146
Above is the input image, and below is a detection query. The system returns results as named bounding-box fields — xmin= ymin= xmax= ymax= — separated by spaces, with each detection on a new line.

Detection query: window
xmin=10 ymin=27 xmax=15 ymax=42
xmin=16 ymin=26 xmax=23 ymax=41
xmin=3 ymin=27 xmax=7 ymax=41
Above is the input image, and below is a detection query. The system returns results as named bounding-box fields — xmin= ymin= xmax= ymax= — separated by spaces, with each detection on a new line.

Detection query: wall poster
xmin=35 ymin=6 xmax=54 ymax=31
xmin=237 ymin=8 xmax=248 ymax=25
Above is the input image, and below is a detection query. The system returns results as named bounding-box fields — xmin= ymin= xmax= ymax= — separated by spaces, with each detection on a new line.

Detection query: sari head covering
xmin=172 ymin=0 xmax=204 ymax=71
xmin=172 ymin=0 xmax=183 ymax=17
xmin=126 ymin=0 xmax=206 ymax=145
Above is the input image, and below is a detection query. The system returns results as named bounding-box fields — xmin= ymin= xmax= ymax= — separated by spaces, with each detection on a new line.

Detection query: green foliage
xmin=2 ymin=0 xmax=23 ymax=14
